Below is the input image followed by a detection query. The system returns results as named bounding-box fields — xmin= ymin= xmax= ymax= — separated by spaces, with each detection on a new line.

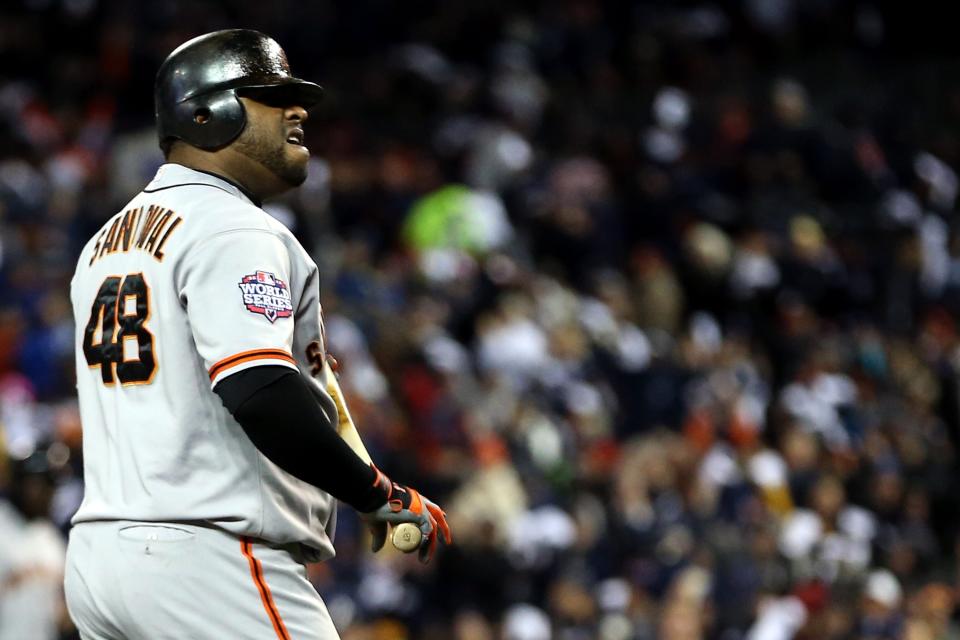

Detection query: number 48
xmin=82 ymin=273 xmax=156 ymax=385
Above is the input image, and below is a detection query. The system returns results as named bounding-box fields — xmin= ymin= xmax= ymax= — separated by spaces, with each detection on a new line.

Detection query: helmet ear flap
xmin=193 ymin=107 xmax=211 ymax=124
xmin=168 ymin=91 xmax=247 ymax=150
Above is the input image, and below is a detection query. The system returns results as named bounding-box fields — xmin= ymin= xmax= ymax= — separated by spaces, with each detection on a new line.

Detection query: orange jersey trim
xmin=241 ymin=537 xmax=291 ymax=640
xmin=208 ymin=349 xmax=295 ymax=382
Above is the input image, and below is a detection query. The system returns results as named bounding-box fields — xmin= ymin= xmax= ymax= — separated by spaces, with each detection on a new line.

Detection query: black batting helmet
xmin=155 ymin=29 xmax=324 ymax=150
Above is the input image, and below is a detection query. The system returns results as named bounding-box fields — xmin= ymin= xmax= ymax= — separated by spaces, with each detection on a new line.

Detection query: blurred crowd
xmin=4 ymin=1 xmax=960 ymax=639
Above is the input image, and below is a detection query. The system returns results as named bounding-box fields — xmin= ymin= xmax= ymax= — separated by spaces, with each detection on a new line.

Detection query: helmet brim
xmin=236 ymin=78 xmax=325 ymax=110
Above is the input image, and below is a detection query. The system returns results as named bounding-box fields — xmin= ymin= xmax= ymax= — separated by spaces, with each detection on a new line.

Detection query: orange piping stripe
xmin=241 ymin=537 xmax=290 ymax=640
xmin=209 ymin=349 xmax=295 ymax=381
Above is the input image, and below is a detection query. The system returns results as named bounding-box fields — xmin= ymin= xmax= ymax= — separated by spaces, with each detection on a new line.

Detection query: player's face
xmin=233 ymin=97 xmax=310 ymax=188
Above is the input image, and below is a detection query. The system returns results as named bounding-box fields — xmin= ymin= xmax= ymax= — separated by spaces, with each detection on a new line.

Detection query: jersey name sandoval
xmin=70 ymin=164 xmax=339 ymax=561
xmin=87 ymin=205 xmax=183 ymax=267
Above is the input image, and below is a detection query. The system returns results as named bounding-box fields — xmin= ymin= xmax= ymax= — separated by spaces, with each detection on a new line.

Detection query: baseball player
xmin=64 ymin=30 xmax=450 ymax=640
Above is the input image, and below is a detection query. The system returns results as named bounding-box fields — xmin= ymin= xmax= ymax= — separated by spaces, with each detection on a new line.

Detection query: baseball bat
xmin=323 ymin=361 xmax=423 ymax=553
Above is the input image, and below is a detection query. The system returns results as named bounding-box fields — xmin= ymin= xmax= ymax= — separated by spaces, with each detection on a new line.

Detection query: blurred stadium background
xmin=3 ymin=1 xmax=960 ymax=639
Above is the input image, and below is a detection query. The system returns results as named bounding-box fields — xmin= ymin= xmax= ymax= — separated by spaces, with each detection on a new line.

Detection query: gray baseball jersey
xmin=70 ymin=163 xmax=338 ymax=561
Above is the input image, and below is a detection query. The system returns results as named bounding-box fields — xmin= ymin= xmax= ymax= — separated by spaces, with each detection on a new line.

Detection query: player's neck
xmin=166 ymin=145 xmax=284 ymax=205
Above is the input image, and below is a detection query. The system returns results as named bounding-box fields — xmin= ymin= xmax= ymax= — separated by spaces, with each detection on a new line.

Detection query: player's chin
xmin=285 ymin=140 xmax=310 ymax=163
xmin=281 ymin=149 xmax=310 ymax=186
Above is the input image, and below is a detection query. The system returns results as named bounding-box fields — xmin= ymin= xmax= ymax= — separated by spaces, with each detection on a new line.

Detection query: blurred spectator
xmin=0 ymin=448 xmax=67 ymax=640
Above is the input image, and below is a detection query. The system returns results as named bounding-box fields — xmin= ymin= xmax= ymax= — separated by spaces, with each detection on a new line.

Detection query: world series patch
xmin=238 ymin=271 xmax=293 ymax=323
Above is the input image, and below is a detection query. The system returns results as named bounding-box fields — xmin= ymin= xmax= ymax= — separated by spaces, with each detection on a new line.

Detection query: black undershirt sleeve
xmin=214 ymin=365 xmax=388 ymax=513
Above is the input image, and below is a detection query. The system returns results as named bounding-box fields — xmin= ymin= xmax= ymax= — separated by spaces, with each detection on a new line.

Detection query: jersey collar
xmin=145 ymin=164 xmax=263 ymax=207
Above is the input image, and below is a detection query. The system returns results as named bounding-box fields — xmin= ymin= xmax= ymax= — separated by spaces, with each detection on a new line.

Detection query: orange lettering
xmin=153 ymin=217 xmax=182 ymax=261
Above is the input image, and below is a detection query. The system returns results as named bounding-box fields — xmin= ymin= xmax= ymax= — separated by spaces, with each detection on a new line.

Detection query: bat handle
xmin=391 ymin=522 xmax=423 ymax=553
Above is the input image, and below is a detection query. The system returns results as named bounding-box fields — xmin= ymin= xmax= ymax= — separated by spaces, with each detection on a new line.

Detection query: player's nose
xmin=284 ymin=105 xmax=308 ymax=123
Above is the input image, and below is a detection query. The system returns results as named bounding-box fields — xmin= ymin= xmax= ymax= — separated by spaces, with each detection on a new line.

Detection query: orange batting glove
xmin=363 ymin=465 xmax=452 ymax=563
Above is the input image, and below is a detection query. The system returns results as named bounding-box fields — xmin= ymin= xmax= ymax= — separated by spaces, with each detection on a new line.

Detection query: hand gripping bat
xmin=322 ymin=360 xmax=423 ymax=553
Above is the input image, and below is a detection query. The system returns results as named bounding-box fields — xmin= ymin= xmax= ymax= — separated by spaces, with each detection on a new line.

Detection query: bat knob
xmin=391 ymin=523 xmax=422 ymax=553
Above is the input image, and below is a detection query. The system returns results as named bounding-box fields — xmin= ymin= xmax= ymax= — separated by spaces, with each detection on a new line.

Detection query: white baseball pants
xmin=65 ymin=521 xmax=340 ymax=639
